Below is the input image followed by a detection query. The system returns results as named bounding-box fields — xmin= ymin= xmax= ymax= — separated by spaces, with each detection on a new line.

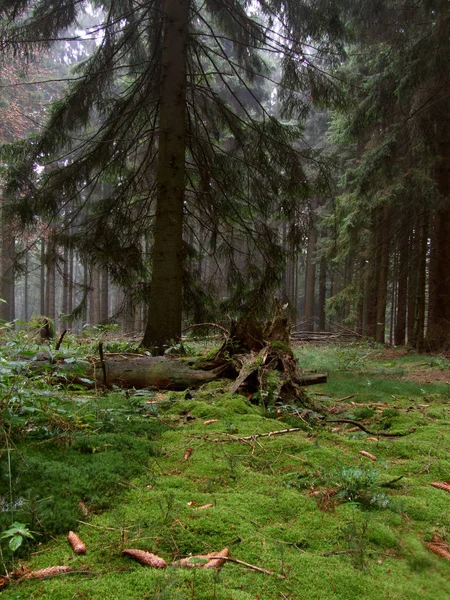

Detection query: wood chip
xmin=367 ymin=437 xmax=379 ymax=442
xmin=197 ymin=503 xmax=214 ymax=510
xmin=203 ymin=419 xmax=219 ymax=426
xmin=359 ymin=450 xmax=377 ymax=461
xmin=67 ymin=531 xmax=86 ymax=554
xmin=122 ymin=549 xmax=167 ymax=568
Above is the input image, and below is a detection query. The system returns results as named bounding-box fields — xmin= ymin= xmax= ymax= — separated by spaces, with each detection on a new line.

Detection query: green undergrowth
xmin=1 ymin=344 xmax=450 ymax=599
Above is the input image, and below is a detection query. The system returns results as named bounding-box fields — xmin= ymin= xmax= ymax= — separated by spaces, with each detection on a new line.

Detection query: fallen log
xmin=87 ymin=355 xmax=226 ymax=390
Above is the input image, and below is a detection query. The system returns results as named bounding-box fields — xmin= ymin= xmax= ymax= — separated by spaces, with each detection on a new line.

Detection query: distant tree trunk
xmin=100 ymin=268 xmax=109 ymax=323
xmin=394 ymin=227 xmax=408 ymax=346
xmin=426 ymin=115 xmax=450 ymax=350
xmin=375 ymin=205 xmax=390 ymax=344
xmin=304 ymin=199 xmax=318 ymax=331
xmin=89 ymin=265 xmax=101 ymax=325
xmin=414 ymin=209 xmax=428 ymax=353
xmin=365 ymin=209 xmax=381 ymax=339
xmin=24 ymin=249 xmax=29 ymax=320
xmin=0 ymin=199 xmax=15 ymax=321
xmin=318 ymin=255 xmax=327 ymax=331
xmin=40 ymin=239 xmax=46 ymax=315
xmin=45 ymin=244 xmax=56 ymax=321
xmin=142 ymin=0 xmax=190 ymax=353
xmin=406 ymin=223 xmax=418 ymax=347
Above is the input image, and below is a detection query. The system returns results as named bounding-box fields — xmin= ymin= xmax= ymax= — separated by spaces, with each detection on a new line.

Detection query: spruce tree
xmin=0 ymin=0 xmax=346 ymax=352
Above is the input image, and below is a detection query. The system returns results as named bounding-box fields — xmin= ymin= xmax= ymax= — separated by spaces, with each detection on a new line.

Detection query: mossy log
xmin=86 ymin=354 xmax=225 ymax=390
xmin=26 ymin=308 xmax=327 ymax=396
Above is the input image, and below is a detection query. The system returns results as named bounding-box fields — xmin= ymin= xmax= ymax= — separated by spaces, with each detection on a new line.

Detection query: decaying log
xmin=86 ymin=355 xmax=226 ymax=390
xmin=23 ymin=307 xmax=327 ymax=398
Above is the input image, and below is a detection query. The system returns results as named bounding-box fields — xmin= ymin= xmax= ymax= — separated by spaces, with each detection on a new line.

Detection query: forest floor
xmin=0 ymin=334 xmax=449 ymax=599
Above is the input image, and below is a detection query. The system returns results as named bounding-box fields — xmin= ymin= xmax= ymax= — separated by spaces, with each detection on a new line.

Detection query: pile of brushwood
xmin=25 ymin=310 xmax=326 ymax=404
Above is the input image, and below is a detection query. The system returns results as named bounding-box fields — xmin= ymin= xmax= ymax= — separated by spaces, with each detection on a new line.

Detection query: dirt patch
xmin=404 ymin=369 xmax=450 ymax=385
xmin=374 ymin=348 xmax=410 ymax=360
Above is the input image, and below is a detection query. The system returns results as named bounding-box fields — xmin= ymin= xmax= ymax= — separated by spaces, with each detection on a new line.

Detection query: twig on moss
xmin=208 ymin=556 xmax=285 ymax=578
xmin=191 ymin=428 xmax=303 ymax=444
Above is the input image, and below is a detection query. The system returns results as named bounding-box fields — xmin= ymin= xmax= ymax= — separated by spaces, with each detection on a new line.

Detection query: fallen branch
xmin=380 ymin=476 xmax=404 ymax=487
xmin=192 ymin=428 xmax=302 ymax=443
xmin=55 ymin=329 xmax=67 ymax=351
xmin=99 ymin=342 xmax=107 ymax=387
xmin=324 ymin=419 xmax=413 ymax=437
xmin=335 ymin=394 xmax=355 ymax=402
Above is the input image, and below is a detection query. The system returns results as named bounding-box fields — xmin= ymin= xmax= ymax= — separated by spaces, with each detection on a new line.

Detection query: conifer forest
xmin=0 ymin=0 xmax=449 ymax=352
xmin=0 ymin=2 xmax=450 ymax=599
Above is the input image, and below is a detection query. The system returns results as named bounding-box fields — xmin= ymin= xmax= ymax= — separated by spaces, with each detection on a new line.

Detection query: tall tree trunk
xmin=142 ymin=0 xmax=190 ymax=353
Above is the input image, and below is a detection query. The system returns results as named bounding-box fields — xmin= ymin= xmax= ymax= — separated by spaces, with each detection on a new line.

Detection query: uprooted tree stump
xmin=205 ymin=311 xmax=325 ymax=403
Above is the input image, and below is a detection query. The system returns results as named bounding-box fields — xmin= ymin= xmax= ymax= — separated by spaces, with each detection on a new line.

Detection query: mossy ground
xmin=1 ymin=344 xmax=449 ymax=599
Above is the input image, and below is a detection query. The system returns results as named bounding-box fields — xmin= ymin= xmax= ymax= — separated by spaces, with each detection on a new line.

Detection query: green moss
xmin=2 ymin=346 xmax=450 ymax=599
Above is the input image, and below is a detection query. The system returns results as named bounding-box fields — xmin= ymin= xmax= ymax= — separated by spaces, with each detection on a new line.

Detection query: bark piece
xmin=67 ymin=531 xmax=86 ymax=554
xmin=122 ymin=549 xmax=167 ymax=568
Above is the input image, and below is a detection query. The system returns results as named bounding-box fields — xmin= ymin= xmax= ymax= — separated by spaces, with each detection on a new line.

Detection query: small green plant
xmin=336 ymin=466 xmax=391 ymax=508
xmin=1 ymin=522 xmax=34 ymax=551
